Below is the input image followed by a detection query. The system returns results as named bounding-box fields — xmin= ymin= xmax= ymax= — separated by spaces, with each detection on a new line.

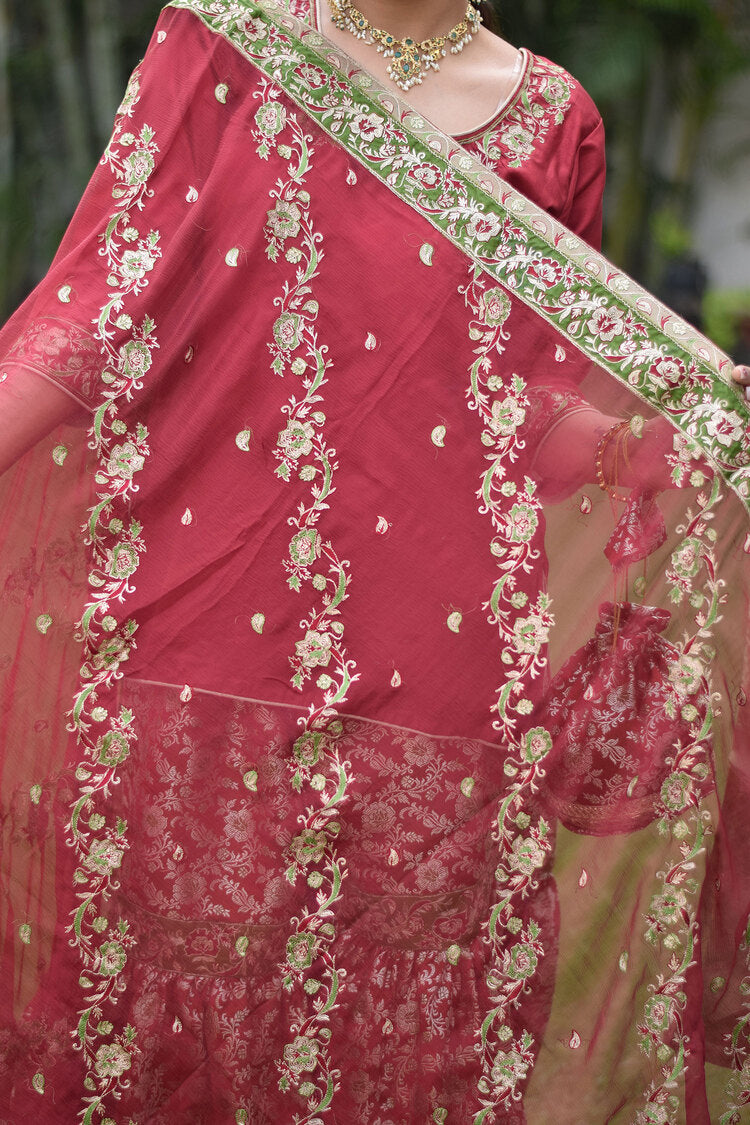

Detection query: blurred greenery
xmin=704 ymin=286 xmax=750 ymax=350
xmin=1 ymin=0 xmax=749 ymax=333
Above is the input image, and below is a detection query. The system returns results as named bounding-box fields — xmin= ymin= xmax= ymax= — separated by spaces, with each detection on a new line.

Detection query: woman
xmin=0 ymin=2 xmax=748 ymax=1122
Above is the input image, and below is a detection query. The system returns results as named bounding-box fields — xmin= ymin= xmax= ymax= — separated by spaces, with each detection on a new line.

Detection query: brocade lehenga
xmin=0 ymin=2 xmax=749 ymax=1123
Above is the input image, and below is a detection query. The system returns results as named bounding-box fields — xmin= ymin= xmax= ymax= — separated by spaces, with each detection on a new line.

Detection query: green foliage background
xmin=1 ymin=0 xmax=749 ymax=323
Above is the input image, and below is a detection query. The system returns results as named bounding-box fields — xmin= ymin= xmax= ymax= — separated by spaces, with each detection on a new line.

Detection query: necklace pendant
xmin=389 ymin=39 xmax=424 ymax=91
xmin=330 ymin=0 xmax=482 ymax=93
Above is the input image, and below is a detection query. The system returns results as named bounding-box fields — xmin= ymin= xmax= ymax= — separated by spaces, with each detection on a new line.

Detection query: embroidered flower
xmin=480 ymin=287 xmax=511 ymax=328
xmin=117 ymin=74 xmax=140 ymax=116
xmin=119 ymin=338 xmax=152 ymax=379
xmin=97 ymin=730 xmax=130 ymax=767
xmin=85 ymin=839 xmax=125 ymax=877
xmin=105 ymin=542 xmax=139 ymax=579
xmin=502 ymin=124 xmax=534 ymax=157
xmin=242 ymin=15 xmax=267 ymax=41
xmin=85 ymin=840 xmax=124 ymax=874
xmin=506 ymin=942 xmax=538 ymax=981
xmin=506 ymin=503 xmax=538 ymax=544
xmin=643 ymin=996 xmax=675 ymax=1035
xmin=97 ymin=941 xmax=127 ymax=977
xmin=273 ymin=312 xmax=303 ymax=351
xmin=119 ymin=249 xmax=155 ymax=283
xmin=289 ymin=528 xmax=319 ymax=568
xmin=490 ymin=1048 xmax=529 ymax=1089
xmin=507 ymin=835 xmax=546 ymax=876
xmin=705 ymin=408 xmax=744 ymax=449
xmin=670 ymin=537 xmax=702 ymax=580
xmin=650 ymin=356 xmax=686 ymax=389
xmin=489 ymin=397 xmax=526 ymax=437
xmin=350 ymin=112 xmax=385 ymax=142
xmin=295 ymin=629 xmax=332 ymax=668
xmin=408 ymin=162 xmax=442 ymax=190
xmin=255 ymin=101 xmax=287 ymax=137
xmin=541 ymin=76 xmax=571 ymax=106
xmin=669 ymin=654 xmax=704 ymax=697
xmin=105 ymin=442 xmax=145 ymax=481
xmin=267 ymin=199 xmax=302 ymax=241
xmin=659 ymin=771 xmax=693 ymax=814
xmin=587 ymin=306 xmax=625 ymax=343
xmin=279 ymin=419 xmax=315 ymax=460
xmin=123 ymin=148 xmax=155 ymax=185
xmin=520 ymin=727 xmax=552 ymax=764
xmin=287 ymin=933 xmax=319 ymax=972
xmin=650 ymin=886 xmax=687 ymax=926
xmin=467 ymin=211 xmax=502 ymax=244
xmin=293 ymin=731 xmax=325 ymax=767
xmin=512 ymin=614 xmax=549 ymax=655
xmin=283 ymin=1033 xmax=319 ymax=1073
xmin=94 ymin=1042 xmax=131 ymax=1078
xmin=290 ymin=828 xmax=327 ymax=866
xmin=527 ymin=257 xmax=564 ymax=289
xmin=297 ymin=64 xmax=327 ymax=90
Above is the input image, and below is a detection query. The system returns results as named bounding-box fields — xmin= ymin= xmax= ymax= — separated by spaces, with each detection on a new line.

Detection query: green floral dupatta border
xmin=170 ymin=0 xmax=749 ymax=510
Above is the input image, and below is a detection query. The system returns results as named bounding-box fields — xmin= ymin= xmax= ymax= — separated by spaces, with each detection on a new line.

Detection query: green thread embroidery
xmin=253 ymin=78 xmax=357 ymax=1121
xmin=633 ymin=479 xmax=720 ymax=1122
xmin=66 ymin=65 xmax=161 ymax=1122
xmin=461 ymin=265 xmax=553 ymax=1118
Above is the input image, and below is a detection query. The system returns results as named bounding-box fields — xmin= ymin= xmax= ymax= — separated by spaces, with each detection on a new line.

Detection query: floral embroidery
xmin=460 ymin=265 xmax=553 ymax=1119
xmin=632 ymin=478 xmax=719 ymax=1119
xmin=468 ymin=55 xmax=573 ymax=170
xmin=64 ymin=63 xmax=161 ymax=1119
xmin=252 ymin=76 xmax=357 ymax=1121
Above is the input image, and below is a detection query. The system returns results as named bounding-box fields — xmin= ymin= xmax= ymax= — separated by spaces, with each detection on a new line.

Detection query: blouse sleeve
xmin=560 ymin=118 xmax=607 ymax=251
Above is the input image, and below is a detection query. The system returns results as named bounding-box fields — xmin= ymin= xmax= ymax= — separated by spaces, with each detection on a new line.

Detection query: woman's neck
xmin=338 ymin=0 xmax=470 ymax=42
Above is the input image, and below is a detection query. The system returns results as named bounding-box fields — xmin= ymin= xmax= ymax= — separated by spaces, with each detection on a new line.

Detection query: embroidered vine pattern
xmin=461 ymin=266 xmax=554 ymax=1120
xmin=720 ymin=956 xmax=750 ymax=1125
xmin=634 ymin=472 xmax=723 ymax=1124
xmin=253 ymin=78 xmax=357 ymax=1123
xmin=470 ymin=55 xmax=574 ymax=170
xmin=64 ymin=67 xmax=162 ymax=1123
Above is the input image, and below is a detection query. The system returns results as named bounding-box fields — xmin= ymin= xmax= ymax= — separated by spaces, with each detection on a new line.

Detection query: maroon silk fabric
xmin=0 ymin=5 xmax=748 ymax=1124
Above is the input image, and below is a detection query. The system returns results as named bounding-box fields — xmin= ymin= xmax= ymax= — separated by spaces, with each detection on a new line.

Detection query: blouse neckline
xmin=310 ymin=0 xmax=531 ymax=144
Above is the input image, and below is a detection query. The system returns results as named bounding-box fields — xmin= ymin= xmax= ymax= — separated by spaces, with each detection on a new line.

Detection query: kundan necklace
xmin=328 ymin=0 xmax=483 ymax=91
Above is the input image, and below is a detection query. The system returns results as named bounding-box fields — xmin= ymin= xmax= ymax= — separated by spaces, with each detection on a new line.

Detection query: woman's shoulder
xmin=459 ymin=48 xmax=601 ymax=162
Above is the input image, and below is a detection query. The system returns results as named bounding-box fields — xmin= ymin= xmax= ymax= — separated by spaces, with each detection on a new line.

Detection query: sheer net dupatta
xmin=0 ymin=58 xmax=158 ymax=1089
